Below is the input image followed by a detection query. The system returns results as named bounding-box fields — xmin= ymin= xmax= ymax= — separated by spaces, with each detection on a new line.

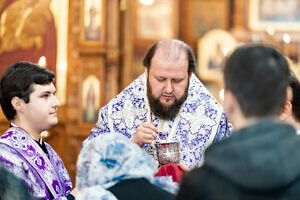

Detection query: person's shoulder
xmin=0 ymin=130 xmax=19 ymax=153
xmin=0 ymin=128 xmax=15 ymax=139
xmin=178 ymin=165 xmax=237 ymax=200
xmin=0 ymin=142 xmax=26 ymax=165
xmin=109 ymin=178 xmax=175 ymax=200
xmin=120 ymin=73 xmax=145 ymax=94
xmin=185 ymin=74 xmax=224 ymax=118
xmin=108 ymin=73 xmax=146 ymax=104
xmin=43 ymin=142 xmax=59 ymax=157
xmin=188 ymin=74 xmax=220 ymax=103
xmin=119 ymin=73 xmax=145 ymax=92
xmin=189 ymin=73 xmax=202 ymax=85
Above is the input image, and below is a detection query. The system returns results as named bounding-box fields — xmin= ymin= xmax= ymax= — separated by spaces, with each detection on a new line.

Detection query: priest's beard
xmin=147 ymin=79 xmax=189 ymax=120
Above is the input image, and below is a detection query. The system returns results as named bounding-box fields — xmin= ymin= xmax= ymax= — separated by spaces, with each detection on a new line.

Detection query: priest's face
xmin=146 ymin=52 xmax=190 ymax=120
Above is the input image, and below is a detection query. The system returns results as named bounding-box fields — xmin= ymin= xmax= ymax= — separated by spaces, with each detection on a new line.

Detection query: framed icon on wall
xmin=249 ymin=0 xmax=300 ymax=31
xmin=198 ymin=29 xmax=237 ymax=83
xmin=134 ymin=0 xmax=179 ymax=41
xmin=80 ymin=0 xmax=106 ymax=46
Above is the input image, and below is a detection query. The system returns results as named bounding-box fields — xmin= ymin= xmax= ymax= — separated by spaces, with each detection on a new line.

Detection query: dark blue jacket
xmin=177 ymin=120 xmax=300 ymax=200
xmin=109 ymin=178 xmax=174 ymax=200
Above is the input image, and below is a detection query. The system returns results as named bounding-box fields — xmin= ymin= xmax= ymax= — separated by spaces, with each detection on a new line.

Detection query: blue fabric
xmin=76 ymin=134 xmax=178 ymax=200
xmin=85 ymin=73 xmax=232 ymax=168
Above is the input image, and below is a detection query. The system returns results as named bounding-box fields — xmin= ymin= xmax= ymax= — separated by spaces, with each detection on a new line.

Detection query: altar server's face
xmin=146 ymin=51 xmax=190 ymax=108
xmin=22 ymin=83 xmax=60 ymax=132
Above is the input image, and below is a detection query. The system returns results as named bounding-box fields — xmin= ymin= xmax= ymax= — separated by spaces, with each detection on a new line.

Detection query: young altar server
xmin=0 ymin=61 xmax=76 ymax=199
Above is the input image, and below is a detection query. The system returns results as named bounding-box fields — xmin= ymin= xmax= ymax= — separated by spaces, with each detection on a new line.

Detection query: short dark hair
xmin=142 ymin=39 xmax=196 ymax=74
xmin=0 ymin=61 xmax=54 ymax=120
xmin=289 ymin=72 xmax=300 ymax=122
xmin=224 ymin=44 xmax=290 ymax=118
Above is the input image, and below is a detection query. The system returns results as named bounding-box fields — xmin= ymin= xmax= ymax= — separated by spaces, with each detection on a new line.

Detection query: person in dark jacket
xmin=176 ymin=44 xmax=300 ymax=200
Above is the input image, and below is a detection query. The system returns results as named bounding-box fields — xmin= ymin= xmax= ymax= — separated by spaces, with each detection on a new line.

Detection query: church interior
xmin=0 ymin=0 xmax=300 ymax=183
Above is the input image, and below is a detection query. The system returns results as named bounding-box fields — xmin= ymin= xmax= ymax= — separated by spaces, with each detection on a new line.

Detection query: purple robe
xmin=0 ymin=127 xmax=72 ymax=199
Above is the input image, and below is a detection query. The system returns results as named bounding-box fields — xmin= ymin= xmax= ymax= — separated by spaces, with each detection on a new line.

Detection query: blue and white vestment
xmin=86 ymin=73 xmax=232 ymax=168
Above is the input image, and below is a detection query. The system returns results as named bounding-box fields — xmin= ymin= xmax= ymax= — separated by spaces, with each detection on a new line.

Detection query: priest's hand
xmin=178 ymin=162 xmax=190 ymax=172
xmin=131 ymin=122 xmax=157 ymax=147
xmin=70 ymin=187 xmax=78 ymax=197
